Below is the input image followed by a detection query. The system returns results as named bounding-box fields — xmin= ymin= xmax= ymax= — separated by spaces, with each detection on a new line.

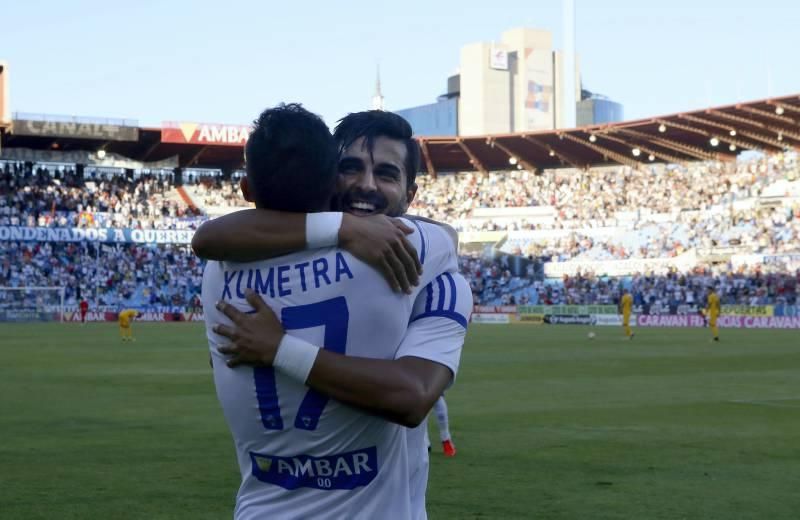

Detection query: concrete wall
xmin=457 ymin=28 xmax=581 ymax=135
xmin=458 ymin=42 xmax=511 ymax=135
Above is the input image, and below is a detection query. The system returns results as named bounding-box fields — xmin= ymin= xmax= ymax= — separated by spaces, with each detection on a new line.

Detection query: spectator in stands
xmin=1 ymin=151 xmax=798 ymax=309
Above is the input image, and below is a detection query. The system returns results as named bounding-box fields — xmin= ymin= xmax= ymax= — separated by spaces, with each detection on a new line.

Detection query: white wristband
xmin=306 ymin=212 xmax=343 ymax=249
xmin=273 ymin=334 xmax=320 ymax=383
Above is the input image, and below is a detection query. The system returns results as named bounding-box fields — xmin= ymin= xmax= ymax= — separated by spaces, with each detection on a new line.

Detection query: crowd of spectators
xmin=184 ymin=174 xmax=248 ymax=210
xmin=503 ymin=203 xmax=800 ymax=261
xmin=0 ymin=162 xmax=201 ymax=230
xmin=463 ymin=252 xmax=799 ymax=308
xmin=2 ymin=153 xmax=800 ymax=308
xmin=0 ymin=240 xmax=202 ymax=311
xmin=547 ymin=266 xmax=799 ymax=308
xmin=411 ymin=152 xmax=799 ymax=231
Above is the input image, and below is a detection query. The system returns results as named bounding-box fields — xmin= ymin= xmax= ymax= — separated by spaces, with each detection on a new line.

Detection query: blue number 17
xmin=252 ymin=297 xmax=349 ymax=432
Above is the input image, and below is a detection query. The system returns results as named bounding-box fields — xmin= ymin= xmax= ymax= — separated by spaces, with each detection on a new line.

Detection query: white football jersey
xmin=400 ymin=272 xmax=473 ymax=520
xmin=202 ymin=219 xmax=457 ymax=520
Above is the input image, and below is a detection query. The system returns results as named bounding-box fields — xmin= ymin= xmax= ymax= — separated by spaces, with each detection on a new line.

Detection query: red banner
xmin=161 ymin=121 xmax=251 ymax=146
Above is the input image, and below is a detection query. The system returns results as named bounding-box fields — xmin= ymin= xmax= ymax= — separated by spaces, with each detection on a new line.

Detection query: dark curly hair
xmin=333 ymin=110 xmax=420 ymax=190
xmin=245 ymin=103 xmax=337 ymax=212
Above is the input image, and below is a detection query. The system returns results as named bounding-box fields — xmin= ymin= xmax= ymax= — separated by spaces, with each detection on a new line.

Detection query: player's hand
xmin=214 ymin=289 xmax=285 ymax=368
xmin=339 ymin=213 xmax=422 ymax=294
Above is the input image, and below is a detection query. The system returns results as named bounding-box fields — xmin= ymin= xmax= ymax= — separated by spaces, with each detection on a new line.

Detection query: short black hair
xmin=333 ymin=110 xmax=420 ymax=189
xmin=245 ymin=103 xmax=337 ymax=212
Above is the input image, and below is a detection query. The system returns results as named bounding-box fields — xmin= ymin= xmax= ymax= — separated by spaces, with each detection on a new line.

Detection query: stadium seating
xmin=0 ymin=162 xmax=202 ymax=230
xmin=1 ymin=153 xmax=799 ymax=309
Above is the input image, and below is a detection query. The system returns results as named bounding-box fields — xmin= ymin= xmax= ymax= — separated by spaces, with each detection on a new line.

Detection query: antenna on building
xmin=372 ymin=64 xmax=385 ymax=110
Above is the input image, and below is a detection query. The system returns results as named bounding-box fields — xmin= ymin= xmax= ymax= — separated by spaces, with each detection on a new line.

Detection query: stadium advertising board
xmin=0 ymin=226 xmax=193 ymax=244
xmin=774 ymin=304 xmax=799 ymax=317
xmin=633 ymin=304 xmax=776 ymax=316
xmin=635 ymin=303 xmax=700 ymax=315
xmin=516 ymin=313 xmax=544 ymax=324
xmin=721 ymin=305 xmax=773 ymax=316
xmin=58 ymin=311 xmax=204 ymax=322
xmin=472 ymin=313 xmax=511 ymax=324
xmin=518 ymin=305 xmax=617 ymax=315
xmin=637 ymin=314 xmax=800 ymax=329
xmin=12 ymin=119 xmax=139 ymax=141
xmin=59 ymin=311 xmax=118 ymax=323
xmin=0 ymin=310 xmax=58 ymax=322
xmin=161 ymin=121 xmax=251 ymax=146
xmin=591 ymin=314 xmax=624 ymax=327
xmin=544 ymin=314 xmax=593 ymax=325
xmin=471 ymin=305 xmax=516 ymax=324
xmin=473 ymin=305 xmax=518 ymax=314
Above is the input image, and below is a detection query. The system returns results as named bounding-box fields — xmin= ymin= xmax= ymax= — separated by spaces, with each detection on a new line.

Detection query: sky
xmin=2 ymin=0 xmax=798 ymax=129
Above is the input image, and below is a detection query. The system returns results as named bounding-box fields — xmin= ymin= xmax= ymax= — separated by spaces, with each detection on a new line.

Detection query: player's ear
xmin=240 ymin=177 xmax=254 ymax=203
xmin=405 ymin=182 xmax=418 ymax=206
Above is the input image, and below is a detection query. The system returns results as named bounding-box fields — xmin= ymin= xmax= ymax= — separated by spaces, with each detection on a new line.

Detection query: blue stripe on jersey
xmin=444 ymin=272 xmax=457 ymax=312
xmin=424 ymin=282 xmax=434 ymax=313
xmin=411 ymin=219 xmax=426 ymax=264
xmin=436 ymin=275 xmax=446 ymax=311
xmin=410 ymin=310 xmax=468 ymax=329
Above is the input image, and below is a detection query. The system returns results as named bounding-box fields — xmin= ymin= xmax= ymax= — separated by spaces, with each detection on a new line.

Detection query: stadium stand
xmin=1 ymin=94 xmax=799 ymax=314
xmin=0 ymin=162 xmax=202 ymax=230
xmin=2 ymin=151 xmax=798 ymax=311
xmin=0 ymin=240 xmax=202 ymax=312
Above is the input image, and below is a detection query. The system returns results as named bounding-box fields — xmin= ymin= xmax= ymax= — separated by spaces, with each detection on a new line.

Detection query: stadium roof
xmin=418 ymin=93 xmax=800 ymax=175
xmin=1 ymin=93 xmax=799 ymax=173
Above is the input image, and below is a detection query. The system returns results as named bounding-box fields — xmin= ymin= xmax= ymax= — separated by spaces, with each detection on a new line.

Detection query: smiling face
xmin=334 ymin=136 xmax=417 ymax=218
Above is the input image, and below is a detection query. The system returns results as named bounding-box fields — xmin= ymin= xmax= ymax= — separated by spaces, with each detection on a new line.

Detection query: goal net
xmin=0 ymin=286 xmax=65 ymax=322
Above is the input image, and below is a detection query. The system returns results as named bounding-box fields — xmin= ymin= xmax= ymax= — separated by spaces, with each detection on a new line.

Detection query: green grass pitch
xmin=2 ymin=322 xmax=799 ymax=519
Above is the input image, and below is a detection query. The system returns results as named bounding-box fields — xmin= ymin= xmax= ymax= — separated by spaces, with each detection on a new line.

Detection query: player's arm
xmin=191 ymin=209 xmax=306 ymax=260
xmin=192 ymin=209 xmax=421 ymax=293
xmin=301 ymin=273 xmax=470 ymax=426
xmin=305 ymin=352 xmax=452 ymax=428
xmin=214 ymin=281 xmax=470 ymax=428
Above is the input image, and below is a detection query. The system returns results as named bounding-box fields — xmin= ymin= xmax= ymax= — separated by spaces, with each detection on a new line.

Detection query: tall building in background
xmin=458 ymin=27 xmax=580 ymax=135
xmin=576 ymin=89 xmax=624 ymax=126
xmin=394 ymin=27 xmax=622 ymax=136
xmin=394 ymin=98 xmax=458 ymax=137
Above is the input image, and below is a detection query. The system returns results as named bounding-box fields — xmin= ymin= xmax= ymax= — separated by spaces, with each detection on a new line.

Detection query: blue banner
xmin=0 ymin=226 xmax=193 ymax=244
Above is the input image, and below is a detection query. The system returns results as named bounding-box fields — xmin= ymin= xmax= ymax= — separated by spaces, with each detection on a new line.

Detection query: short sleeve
xmin=395 ymin=272 xmax=473 ymax=381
